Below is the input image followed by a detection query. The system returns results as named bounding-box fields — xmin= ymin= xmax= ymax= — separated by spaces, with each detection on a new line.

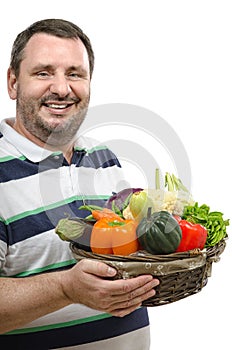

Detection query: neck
xmin=11 ymin=118 xmax=74 ymax=164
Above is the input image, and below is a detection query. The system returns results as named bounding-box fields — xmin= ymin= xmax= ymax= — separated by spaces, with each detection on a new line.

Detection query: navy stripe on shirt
xmin=0 ymin=148 xmax=121 ymax=182
xmin=0 ymin=198 xmax=107 ymax=245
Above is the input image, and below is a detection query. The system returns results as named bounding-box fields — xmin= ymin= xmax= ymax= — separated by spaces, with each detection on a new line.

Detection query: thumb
xmin=83 ymin=259 xmax=117 ymax=278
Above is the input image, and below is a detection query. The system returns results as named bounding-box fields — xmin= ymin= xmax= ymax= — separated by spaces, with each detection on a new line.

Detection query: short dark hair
xmin=10 ymin=18 xmax=94 ymax=78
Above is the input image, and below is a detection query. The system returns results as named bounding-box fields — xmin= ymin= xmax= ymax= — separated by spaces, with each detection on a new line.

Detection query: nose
xmin=49 ymin=75 xmax=71 ymax=97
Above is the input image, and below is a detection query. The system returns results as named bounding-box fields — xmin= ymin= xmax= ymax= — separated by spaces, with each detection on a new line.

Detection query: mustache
xmin=40 ymin=94 xmax=80 ymax=104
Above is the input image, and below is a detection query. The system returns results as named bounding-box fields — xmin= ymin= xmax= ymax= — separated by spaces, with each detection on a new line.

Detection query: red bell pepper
xmin=174 ymin=216 xmax=207 ymax=252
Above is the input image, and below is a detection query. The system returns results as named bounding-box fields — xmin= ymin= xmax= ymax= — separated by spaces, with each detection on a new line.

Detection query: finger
xmin=110 ymin=275 xmax=159 ymax=296
xmin=79 ymin=259 xmax=117 ymax=278
xmin=109 ymin=281 xmax=158 ymax=317
xmin=100 ymin=277 xmax=158 ymax=313
xmin=110 ymin=303 xmax=143 ymax=318
xmin=109 ymin=282 xmax=157 ymax=310
xmin=120 ymin=278 xmax=159 ymax=300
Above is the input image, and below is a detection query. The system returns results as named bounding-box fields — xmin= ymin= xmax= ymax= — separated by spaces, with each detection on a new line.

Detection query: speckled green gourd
xmin=136 ymin=209 xmax=182 ymax=254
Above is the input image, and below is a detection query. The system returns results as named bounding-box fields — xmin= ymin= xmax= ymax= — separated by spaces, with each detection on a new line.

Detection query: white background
xmin=1 ymin=1 xmax=231 ymax=348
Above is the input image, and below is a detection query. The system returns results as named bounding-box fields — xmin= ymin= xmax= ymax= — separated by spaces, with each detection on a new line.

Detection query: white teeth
xmin=47 ymin=104 xmax=68 ymax=109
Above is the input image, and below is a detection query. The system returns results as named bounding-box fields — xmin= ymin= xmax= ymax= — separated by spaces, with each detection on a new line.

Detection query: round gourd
xmin=136 ymin=209 xmax=182 ymax=254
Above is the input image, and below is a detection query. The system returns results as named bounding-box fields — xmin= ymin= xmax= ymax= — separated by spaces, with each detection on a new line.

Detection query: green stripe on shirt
xmin=5 ymin=313 xmax=112 ymax=335
xmin=12 ymin=259 xmax=77 ymax=277
xmin=3 ymin=194 xmax=110 ymax=224
xmin=0 ymin=155 xmax=26 ymax=162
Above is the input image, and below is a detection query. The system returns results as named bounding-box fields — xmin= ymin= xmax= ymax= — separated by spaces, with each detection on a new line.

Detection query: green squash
xmin=136 ymin=208 xmax=182 ymax=254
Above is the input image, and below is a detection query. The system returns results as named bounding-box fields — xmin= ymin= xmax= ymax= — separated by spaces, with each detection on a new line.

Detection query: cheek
xmin=72 ymin=82 xmax=90 ymax=98
xmin=29 ymin=86 xmax=49 ymax=99
xmin=18 ymin=78 xmax=50 ymax=99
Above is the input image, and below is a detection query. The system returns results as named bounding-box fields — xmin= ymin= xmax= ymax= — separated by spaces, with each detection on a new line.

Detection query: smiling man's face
xmin=8 ymin=33 xmax=91 ymax=147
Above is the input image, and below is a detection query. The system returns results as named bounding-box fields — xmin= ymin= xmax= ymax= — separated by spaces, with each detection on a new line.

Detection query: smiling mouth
xmin=43 ymin=103 xmax=74 ymax=110
xmin=42 ymin=95 xmax=81 ymax=110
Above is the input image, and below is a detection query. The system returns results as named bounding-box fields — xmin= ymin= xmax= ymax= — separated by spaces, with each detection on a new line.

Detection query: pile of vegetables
xmin=55 ymin=169 xmax=229 ymax=256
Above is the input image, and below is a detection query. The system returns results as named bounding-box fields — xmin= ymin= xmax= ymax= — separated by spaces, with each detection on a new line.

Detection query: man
xmin=0 ymin=19 xmax=159 ymax=349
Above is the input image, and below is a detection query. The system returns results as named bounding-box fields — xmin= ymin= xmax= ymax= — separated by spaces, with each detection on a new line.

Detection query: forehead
xmin=22 ymin=33 xmax=89 ymax=68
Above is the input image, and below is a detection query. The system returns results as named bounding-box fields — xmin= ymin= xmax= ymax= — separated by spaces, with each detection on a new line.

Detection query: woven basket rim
xmin=70 ymin=245 xmax=204 ymax=261
xmin=70 ymin=237 xmax=226 ymax=262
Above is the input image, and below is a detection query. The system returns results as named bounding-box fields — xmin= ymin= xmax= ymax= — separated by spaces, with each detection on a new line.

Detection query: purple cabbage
xmin=105 ymin=188 xmax=143 ymax=216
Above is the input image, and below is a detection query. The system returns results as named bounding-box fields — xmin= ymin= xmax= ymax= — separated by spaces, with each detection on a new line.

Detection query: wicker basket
xmin=70 ymin=238 xmax=226 ymax=306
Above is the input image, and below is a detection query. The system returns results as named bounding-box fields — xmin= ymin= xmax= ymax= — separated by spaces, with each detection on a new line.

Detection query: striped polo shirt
xmin=0 ymin=118 xmax=150 ymax=350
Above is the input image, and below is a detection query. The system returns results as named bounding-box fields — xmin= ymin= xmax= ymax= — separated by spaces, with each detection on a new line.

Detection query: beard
xmin=16 ymin=89 xmax=90 ymax=147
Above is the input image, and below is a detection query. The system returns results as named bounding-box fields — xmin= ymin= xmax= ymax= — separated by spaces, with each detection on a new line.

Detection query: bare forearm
xmin=0 ymin=272 xmax=70 ymax=334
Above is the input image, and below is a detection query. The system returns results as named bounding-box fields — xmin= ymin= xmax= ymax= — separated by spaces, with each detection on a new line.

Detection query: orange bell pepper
xmin=90 ymin=217 xmax=139 ymax=256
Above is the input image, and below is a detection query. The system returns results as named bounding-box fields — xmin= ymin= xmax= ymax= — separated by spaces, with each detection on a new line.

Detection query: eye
xmin=36 ymin=71 xmax=51 ymax=78
xmin=68 ymin=72 xmax=83 ymax=80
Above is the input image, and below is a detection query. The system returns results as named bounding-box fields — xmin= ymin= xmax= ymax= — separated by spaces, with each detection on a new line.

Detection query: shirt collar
xmin=0 ymin=118 xmax=65 ymax=162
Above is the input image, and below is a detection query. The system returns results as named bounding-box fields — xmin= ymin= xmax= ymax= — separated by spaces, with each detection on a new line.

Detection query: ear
xmin=7 ymin=67 xmax=18 ymax=100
